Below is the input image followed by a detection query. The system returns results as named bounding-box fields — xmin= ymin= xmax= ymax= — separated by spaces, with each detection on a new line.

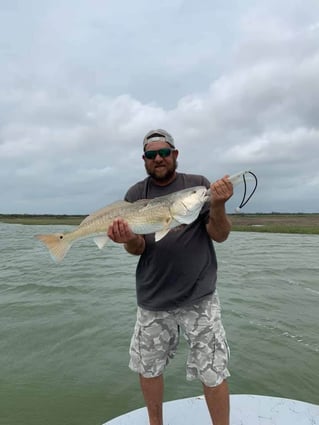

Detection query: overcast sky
xmin=1 ymin=0 xmax=319 ymax=214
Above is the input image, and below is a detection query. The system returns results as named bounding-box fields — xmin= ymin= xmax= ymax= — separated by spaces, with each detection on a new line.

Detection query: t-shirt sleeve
xmin=124 ymin=181 xmax=145 ymax=203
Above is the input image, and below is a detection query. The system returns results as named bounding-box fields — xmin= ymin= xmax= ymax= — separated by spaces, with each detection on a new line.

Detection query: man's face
xmin=143 ymin=141 xmax=178 ymax=183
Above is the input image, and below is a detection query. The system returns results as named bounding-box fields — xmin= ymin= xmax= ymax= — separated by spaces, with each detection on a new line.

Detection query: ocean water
xmin=0 ymin=223 xmax=318 ymax=425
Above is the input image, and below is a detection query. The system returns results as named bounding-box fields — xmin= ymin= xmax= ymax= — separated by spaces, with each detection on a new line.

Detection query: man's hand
xmin=210 ymin=175 xmax=233 ymax=207
xmin=107 ymin=218 xmax=137 ymax=244
xmin=107 ymin=218 xmax=145 ymax=255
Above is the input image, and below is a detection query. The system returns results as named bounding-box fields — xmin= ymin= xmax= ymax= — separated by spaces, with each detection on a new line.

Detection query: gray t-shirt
xmin=125 ymin=172 xmax=217 ymax=311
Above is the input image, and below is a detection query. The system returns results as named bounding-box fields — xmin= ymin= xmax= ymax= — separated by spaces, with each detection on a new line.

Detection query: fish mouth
xmin=204 ymin=188 xmax=211 ymax=199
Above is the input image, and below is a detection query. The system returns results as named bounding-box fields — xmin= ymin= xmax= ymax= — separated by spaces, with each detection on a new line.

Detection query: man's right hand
xmin=107 ymin=218 xmax=145 ymax=255
xmin=107 ymin=218 xmax=136 ymax=244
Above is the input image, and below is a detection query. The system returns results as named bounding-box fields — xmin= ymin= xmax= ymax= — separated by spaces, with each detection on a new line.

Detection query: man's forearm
xmin=206 ymin=204 xmax=232 ymax=242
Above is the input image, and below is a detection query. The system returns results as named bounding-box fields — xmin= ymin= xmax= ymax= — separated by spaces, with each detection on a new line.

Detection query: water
xmin=0 ymin=223 xmax=318 ymax=425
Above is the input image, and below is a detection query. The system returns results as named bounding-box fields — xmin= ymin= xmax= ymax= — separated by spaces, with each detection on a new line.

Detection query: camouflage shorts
xmin=129 ymin=291 xmax=230 ymax=387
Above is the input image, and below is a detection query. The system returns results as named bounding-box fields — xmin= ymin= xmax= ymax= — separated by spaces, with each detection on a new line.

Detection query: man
xmin=107 ymin=129 xmax=233 ymax=425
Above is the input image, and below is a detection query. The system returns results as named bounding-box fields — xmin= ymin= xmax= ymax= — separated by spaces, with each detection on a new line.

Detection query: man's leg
xmin=203 ymin=379 xmax=229 ymax=425
xmin=139 ymin=374 xmax=164 ymax=425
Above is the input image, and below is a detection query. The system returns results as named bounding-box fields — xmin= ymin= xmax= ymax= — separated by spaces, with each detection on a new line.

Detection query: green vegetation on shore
xmin=0 ymin=213 xmax=318 ymax=235
xmin=0 ymin=214 xmax=84 ymax=226
xmin=230 ymin=213 xmax=319 ymax=235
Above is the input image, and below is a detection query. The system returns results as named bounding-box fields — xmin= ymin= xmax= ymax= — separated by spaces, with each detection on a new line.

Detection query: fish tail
xmin=35 ymin=233 xmax=72 ymax=263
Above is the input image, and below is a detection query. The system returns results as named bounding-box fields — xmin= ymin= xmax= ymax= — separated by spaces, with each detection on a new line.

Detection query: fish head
xmin=170 ymin=186 xmax=209 ymax=224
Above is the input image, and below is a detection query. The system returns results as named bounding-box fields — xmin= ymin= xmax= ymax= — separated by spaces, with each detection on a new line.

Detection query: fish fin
xmin=35 ymin=233 xmax=71 ymax=263
xmin=93 ymin=236 xmax=109 ymax=250
xmin=155 ymin=228 xmax=171 ymax=242
xmin=154 ymin=216 xmax=175 ymax=241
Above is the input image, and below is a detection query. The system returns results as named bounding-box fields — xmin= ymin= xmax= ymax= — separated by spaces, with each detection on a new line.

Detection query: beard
xmin=145 ymin=158 xmax=178 ymax=183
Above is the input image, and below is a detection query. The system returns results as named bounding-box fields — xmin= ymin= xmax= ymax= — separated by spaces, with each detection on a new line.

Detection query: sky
xmin=1 ymin=0 xmax=319 ymax=214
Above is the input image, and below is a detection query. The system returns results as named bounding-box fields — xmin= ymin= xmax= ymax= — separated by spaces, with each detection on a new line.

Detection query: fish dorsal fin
xmin=79 ymin=200 xmax=130 ymax=227
xmin=132 ymin=198 xmax=151 ymax=210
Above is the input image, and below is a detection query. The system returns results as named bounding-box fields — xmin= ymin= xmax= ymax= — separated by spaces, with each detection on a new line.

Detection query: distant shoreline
xmin=1 ymin=213 xmax=318 ymax=235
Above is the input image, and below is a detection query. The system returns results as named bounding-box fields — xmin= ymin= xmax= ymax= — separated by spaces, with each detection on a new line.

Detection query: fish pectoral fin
xmin=155 ymin=228 xmax=171 ymax=242
xmin=93 ymin=236 xmax=109 ymax=250
xmin=155 ymin=217 xmax=173 ymax=242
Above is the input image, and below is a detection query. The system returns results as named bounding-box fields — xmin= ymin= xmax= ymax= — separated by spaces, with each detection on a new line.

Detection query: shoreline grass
xmin=0 ymin=213 xmax=318 ymax=235
xmin=230 ymin=213 xmax=319 ymax=235
xmin=0 ymin=214 xmax=84 ymax=226
xmin=231 ymin=224 xmax=319 ymax=235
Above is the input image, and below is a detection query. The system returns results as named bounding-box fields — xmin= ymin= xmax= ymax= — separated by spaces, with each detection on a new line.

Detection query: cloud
xmin=1 ymin=1 xmax=319 ymax=213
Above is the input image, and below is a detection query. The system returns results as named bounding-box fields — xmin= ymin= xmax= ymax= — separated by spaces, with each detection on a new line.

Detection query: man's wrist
xmin=125 ymin=234 xmax=145 ymax=255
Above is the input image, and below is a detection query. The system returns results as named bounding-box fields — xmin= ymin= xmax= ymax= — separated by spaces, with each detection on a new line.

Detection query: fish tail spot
xmin=35 ymin=233 xmax=71 ymax=263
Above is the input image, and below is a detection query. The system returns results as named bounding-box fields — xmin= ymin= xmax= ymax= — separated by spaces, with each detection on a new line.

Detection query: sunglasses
xmin=144 ymin=148 xmax=174 ymax=160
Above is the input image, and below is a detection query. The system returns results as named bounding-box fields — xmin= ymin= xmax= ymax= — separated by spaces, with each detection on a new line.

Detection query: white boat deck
xmin=103 ymin=394 xmax=319 ymax=425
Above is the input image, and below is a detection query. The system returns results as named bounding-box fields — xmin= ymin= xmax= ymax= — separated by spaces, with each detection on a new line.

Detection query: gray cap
xmin=143 ymin=129 xmax=175 ymax=149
